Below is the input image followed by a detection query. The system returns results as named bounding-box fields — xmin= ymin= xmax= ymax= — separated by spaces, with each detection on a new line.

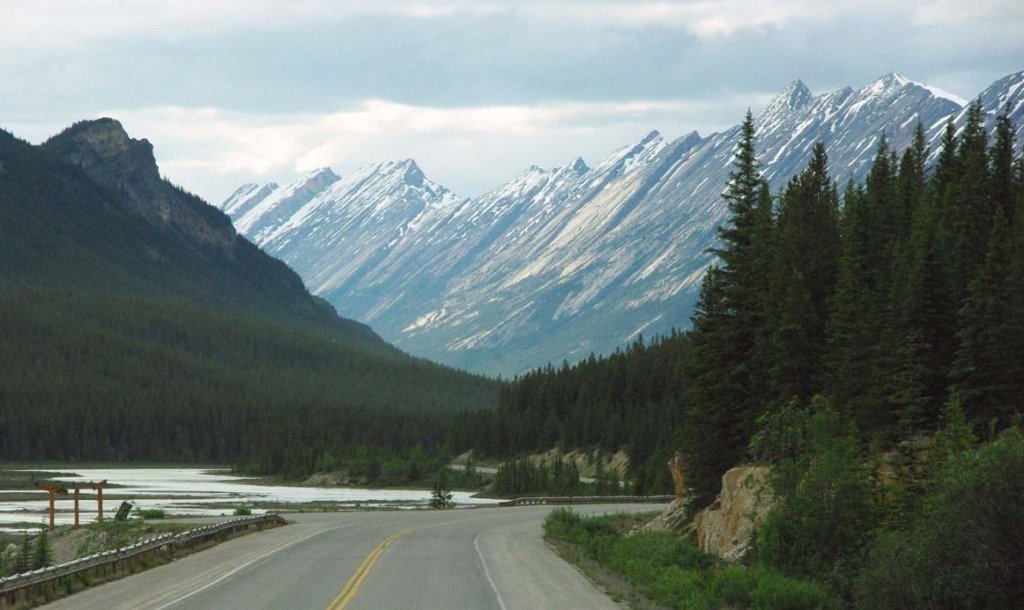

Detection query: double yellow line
xmin=325 ymin=516 xmax=474 ymax=610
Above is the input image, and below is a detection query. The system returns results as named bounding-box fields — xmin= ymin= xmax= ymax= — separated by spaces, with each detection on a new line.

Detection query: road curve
xmin=41 ymin=504 xmax=663 ymax=610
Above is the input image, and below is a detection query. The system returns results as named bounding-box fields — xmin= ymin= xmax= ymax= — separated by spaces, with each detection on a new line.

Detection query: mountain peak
xmin=880 ymin=71 xmax=910 ymax=85
xmin=46 ymin=117 xmax=153 ymax=164
xmin=864 ymin=72 xmax=967 ymax=106
xmin=763 ymin=79 xmax=813 ymax=115
xmin=44 ymin=117 xmax=159 ymax=183
xmin=639 ymin=129 xmax=662 ymax=146
xmin=301 ymin=166 xmax=340 ymax=182
xmin=865 ymin=72 xmax=916 ymax=96
xmin=568 ymin=156 xmax=589 ymax=174
xmin=396 ymin=158 xmax=426 ymax=186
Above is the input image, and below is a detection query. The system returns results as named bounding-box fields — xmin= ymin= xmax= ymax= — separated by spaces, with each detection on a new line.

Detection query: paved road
xmin=448 ymin=464 xmax=596 ymax=483
xmin=43 ymin=504 xmax=664 ymax=610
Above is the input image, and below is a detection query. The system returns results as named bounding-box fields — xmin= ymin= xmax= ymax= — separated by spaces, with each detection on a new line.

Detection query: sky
xmin=2 ymin=1 xmax=1022 ymax=203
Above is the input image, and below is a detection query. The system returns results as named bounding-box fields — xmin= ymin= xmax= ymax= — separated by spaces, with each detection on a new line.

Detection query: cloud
xmin=6 ymin=0 xmax=1020 ymax=49
xmin=66 ymin=96 xmax=751 ymax=201
xmin=1 ymin=0 xmax=1020 ymax=205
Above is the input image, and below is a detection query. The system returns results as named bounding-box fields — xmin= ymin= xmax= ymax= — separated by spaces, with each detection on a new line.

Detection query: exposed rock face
xmin=303 ymin=470 xmax=351 ymax=486
xmin=528 ymin=447 xmax=629 ymax=479
xmin=45 ymin=118 xmax=236 ymax=251
xmin=640 ymin=496 xmax=692 ymax=534
xmin=668 ymin=453 xmax=686 ymax=498
xmin=694 ymin=465 xmax=773 ymax=562
xmin=640 ymin=453 xmax=690 ymax=534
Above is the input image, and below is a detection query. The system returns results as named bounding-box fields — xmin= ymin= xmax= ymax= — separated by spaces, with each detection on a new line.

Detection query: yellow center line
xmin=325 ymin=515 xmax=480 ymax=610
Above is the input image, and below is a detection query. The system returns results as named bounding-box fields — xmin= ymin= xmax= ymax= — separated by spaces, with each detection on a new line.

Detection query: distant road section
xmin=448 ymin=463 xmax=597 ymax=484
xmin=41 ymin=504 xmax=662 ymax=609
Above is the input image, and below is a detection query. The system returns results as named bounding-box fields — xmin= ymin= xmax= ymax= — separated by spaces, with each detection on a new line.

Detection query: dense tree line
xmin=682 ymin=104 xmax=1023 ymax=505
xmin=492 ymin=458 xmax=583 ymax=496
xmin=459 ymin=103 xmax=1023 ymax=508
xmin=0 ymin=289 xmax=497 ymax=478
xmin=450 ymin=332 xmax=692 ymax=494
xmin=0 ymin=123 xmax=498 ymax=481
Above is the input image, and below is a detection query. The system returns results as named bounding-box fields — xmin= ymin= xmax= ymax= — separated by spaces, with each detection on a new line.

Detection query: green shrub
xmin=749 ymin=570 xmax=839 ymax=609
xmin=379 ymin=458 xmax=409 ymax=486
xmin=857 ymin=427 xmax=1024 ymax=607
xmin=647 ymin=566 xmax=711 ymax=609
xmin=711 ymin=566 xmax=759 ymax=606
xmin=138 ymin=509 xmax=166 ymax=519
xmin=753 ymin=399 xmax=877 ymax=596
xmin=233 ymin=506 xmax=252 ymax=516
xmin=543 ymin=509 xmax=838 ymax=610
xmin=853 ymin=531 xmax=929 ymax=609
xmin=543 ymin=508 xmax=582 ymax=541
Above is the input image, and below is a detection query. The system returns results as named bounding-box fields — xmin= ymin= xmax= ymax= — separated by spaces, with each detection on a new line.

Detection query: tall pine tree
xmin=681 ymin=112 xmax=773 ymax=506
xmin=769 ymin=143 xmax=841 ymax=405
xmin=828 ymin=137 xmax=900 ymax=434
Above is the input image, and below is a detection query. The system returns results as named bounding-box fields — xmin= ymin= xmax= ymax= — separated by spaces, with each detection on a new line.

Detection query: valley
xmin=2 ymin=4 xmax=1023 ymax=606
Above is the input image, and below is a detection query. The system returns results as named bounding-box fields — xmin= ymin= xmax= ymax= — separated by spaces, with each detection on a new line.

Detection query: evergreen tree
xmin=933 ymin=120 xmax=959 ymax=198
xmin=681 ymin=112 xmax=773 ymax=505
xmin=953 ymin=207 xmax=1024 ymax=426
xmin=14 ymin=536 xmax=32 ymax=574
xmin=949 ymin=100 xmax=992 ymax=294
xmin=430 ymin=469 xmax=453 ymax=508
xmin=886 ymin=180 xmax=958 ymax=430
xmin=33 ymin=530 xmax=52 ymax=569
xmin=989 ymin=105 xmax=1018 ymax=222
xmin=769 ymin=144 xmax=841 ymax=404
xmin=895 ymin=123 xmax=928 ymax=236
xmin=828 ymin=138 xmax=899 ymax=433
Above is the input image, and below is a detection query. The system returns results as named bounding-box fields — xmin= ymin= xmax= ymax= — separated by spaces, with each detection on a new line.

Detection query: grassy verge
xmin=543 ymin=508 xmax=838 ymax=610
xmin=70 ymin=520 xmax=188 ymax=559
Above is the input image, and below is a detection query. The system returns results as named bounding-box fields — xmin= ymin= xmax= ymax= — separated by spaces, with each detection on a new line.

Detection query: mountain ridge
xmin=224 ymin=70 xmax=1024 ymax=375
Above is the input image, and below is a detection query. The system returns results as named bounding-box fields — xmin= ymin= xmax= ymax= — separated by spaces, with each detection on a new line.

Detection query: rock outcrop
xmin=694 ymin=465 xmax=773 ymax=562
xmin=640 ymin=453 xmax=692 ymax=534
xmin=44 ymin=118 xmax=237 ymax=251
xmin=640 ymin=496 xmax=692 ymax=534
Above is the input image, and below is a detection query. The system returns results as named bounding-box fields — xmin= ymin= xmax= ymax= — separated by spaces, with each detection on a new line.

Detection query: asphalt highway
xmin=42 ymin=503 xmax=664 ymax=610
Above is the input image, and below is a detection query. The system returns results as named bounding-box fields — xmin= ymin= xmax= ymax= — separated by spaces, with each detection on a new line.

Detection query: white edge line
xmin=155 ymin=523 xmax=345 ymax=609
xmin=474 ymin=529 xmax=508 ymax=610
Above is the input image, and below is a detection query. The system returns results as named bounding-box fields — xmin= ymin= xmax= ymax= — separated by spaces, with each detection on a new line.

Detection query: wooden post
xmin=34 ymin=482 xmax=68 ymax=532
xmin=74 ymin=485 xmax=80 ymax=528
xmin=91 ymin=480 xmax=107 ymax=522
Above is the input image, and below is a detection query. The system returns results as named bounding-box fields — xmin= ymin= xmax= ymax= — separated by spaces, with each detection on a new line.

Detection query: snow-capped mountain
xmin=223 ymin=70 xmax=1024 ymax=375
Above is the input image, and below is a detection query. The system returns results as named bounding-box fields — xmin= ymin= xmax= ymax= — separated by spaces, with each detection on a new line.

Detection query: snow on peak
xmin=638 ymin=129 xmax=662 ymax=146
xmin=594 ymin=130 xmax=666 ymax=176
xmin=299 ymin=166 xmax=340 ymax=182
xmin=861 ymin=72 xmax=912 ymax=97
xmin=764 ymin=79 xmax=813 ymax=114
xmin=889 ymin=74 xmax=968 ymax=107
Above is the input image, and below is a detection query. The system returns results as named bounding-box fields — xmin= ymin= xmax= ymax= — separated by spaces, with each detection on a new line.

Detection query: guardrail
xmin=0 ymin=513 xmax=285 ymax=608
xmin=498 ymin=495 xmax=675 ymax=507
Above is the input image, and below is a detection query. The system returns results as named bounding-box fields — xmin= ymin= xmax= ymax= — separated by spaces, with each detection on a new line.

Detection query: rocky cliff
xmin=693 ymin=466 xmax=774 ymax=562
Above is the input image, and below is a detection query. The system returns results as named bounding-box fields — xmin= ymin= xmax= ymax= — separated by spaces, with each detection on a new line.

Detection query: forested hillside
xmin=0 ymin=121 xmax=498 ymax=475
xmin=1 ymin=120 xmax=377 ymax=344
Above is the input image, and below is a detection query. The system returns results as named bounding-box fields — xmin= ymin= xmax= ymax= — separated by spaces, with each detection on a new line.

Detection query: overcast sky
xmin=2 ymin=1 xmax=1022 ymax=202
